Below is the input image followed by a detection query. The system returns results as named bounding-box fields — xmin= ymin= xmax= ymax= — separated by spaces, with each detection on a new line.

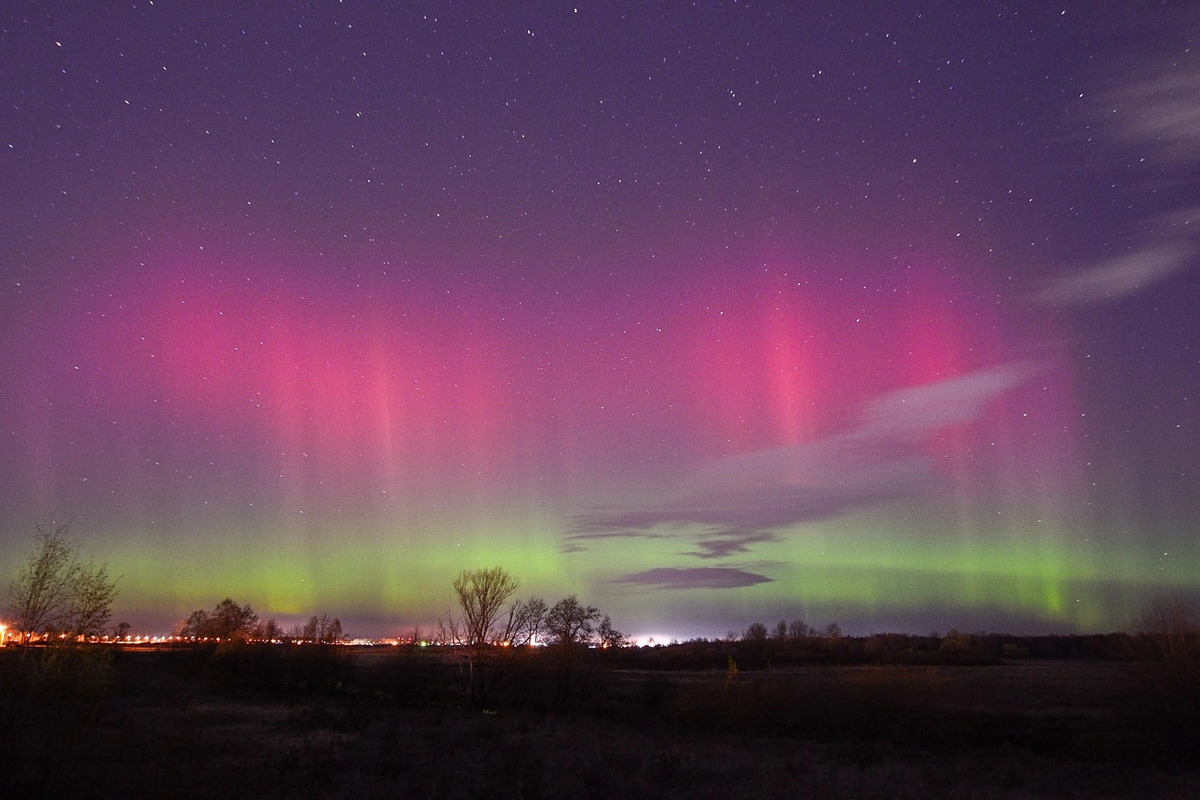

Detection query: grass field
xmin=2 ymin=644 xmax=1197 ymax=798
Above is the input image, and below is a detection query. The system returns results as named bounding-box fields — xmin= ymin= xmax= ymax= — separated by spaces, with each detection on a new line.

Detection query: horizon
xmin=48 ymin=599 xmax=1153 ymax=646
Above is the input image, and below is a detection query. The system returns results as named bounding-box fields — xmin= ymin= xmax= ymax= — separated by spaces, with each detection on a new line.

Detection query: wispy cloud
xmin=857 ymin=362 xmax=1032 ymax=439
xmin=566 ymin=363 xmax=1034 ymax=561
xmin=1039 ymin=55 xmax=1200 ymax=306
xmin=610 ymin=567 xmax=773 ymax=590
xmin=1102 ymin=61 xmax=1200 ymax=171
xmin=1036 ymin=210 xmax=1198 ymax=306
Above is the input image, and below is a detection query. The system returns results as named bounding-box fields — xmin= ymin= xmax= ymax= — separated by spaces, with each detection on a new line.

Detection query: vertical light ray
xmin=762 ymin=295 xmax=819 ymax=446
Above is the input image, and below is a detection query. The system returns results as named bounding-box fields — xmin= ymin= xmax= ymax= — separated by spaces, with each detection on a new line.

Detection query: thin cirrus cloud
xmin=1038 ymin=57 xmax=1200 ymax=306
xmin=1103 ymin=60 xmax=1200 ymax=170
xmin=577 ymin=363 xmax=1034 ymax=589
xmin=1036 ymin=212 xmax=1198 ymax=306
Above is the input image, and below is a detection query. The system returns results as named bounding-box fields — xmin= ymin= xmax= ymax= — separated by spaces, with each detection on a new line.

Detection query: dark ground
xmin=2 ymin=644 xmax=1197 ymax=799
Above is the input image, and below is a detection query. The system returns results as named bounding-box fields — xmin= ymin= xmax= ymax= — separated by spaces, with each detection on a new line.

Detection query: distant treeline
xmin=605 ymin=630 xmax=1138 ymax=670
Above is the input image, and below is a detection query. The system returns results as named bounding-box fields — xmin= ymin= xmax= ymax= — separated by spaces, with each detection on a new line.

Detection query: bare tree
xmin=405 ymin=623 xmax=427 ymax=645
xmin=597 ymin=615 xmax=627 ymax=649
xmin=450 ymin=566 xmax=520 ymax=648
xmin=256 ymin=618 xmax=284 ymax=642
xmin=787 ymin=618 xmax=811 ymax=639
xmin=7 ymin=521 xmax=118 ymax=645
xmin=742 ymin=622 xmax=768 ymax=645
xmin=447 ymin=567 xmax=520 ymax=707
xmin=508 ymin=596 xmax=549 ymax=646
xmin=299 ymin=613 xmax=345 ymax=643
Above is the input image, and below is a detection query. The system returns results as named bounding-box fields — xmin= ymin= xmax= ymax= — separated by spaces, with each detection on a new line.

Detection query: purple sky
xmin=2 ymin=2 xmax=1198 ymax=640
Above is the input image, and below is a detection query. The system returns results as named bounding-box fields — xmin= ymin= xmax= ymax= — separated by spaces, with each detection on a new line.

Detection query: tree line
xmin=2 ymin=526 xmax=626 ymax=655
xmin=180 ymin=598 xmax=344 ymax=645
xmin=445 ymin=565 xmax=625 ymax=650
xmin=437 ymin=566 xmax=627 ymax=707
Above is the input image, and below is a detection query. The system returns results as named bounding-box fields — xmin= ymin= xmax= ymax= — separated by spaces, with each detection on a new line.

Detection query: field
xmin=2 ymin=644 xmax=1198 ymax=798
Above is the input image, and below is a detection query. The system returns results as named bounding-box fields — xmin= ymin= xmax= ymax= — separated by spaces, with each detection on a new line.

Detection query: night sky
xmin=3 ymin=2 xmax=1198 ymax=641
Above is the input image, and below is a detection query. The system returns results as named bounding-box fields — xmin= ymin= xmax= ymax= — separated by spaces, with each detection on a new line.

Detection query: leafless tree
xmin=742 ymin=622 xmax=768 ymax=646
xmin=448 ymin=567 xmax=520 ymax=706
xmin=405 ymin=623 xmax=427 ymax=645
xmin=256 ymin=618 xmax=284 ymax=642
xmin=597 ymin=615 xmax=627 ymax=649
xmin=450 ymin=566 xmax=520 ymax=648
xmin=299 ymin=613 xmax=345 ymax=643
xmin=787 ymin=618 xmax=811 ymax=639
xmin=508 ymin=596 xmax=549 ymax=646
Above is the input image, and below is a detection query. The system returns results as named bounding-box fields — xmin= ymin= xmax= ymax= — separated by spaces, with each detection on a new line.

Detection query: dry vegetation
xmin=2 ymin=637 xmax=1198 ymax=799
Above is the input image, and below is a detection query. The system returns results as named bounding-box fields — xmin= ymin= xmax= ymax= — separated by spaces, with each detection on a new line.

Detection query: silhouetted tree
xmin=447 ymin=566 xmax=520 ymax=706
xmin=508 ymin=596 xmax=549 ymax=646
xmin=257 ymin=618 xmax=284 ymax=641
xmin=546 ymin=595 xmax=600 ymax=647
xmin=299 ymin=613 xmax=345 ymax=643
xmin=743 ymin=622 xmax=769 ymax=645
xmin=405 ymin=623 xmax=427 ymax=645
xmin=68 ymin=560 xmax=118 ymax=639
xmin=181 ymin=609 xmax=208 ymax=638
xmin=450 ymin=566 xmax=520 ymax=648
xmin=597 ymin=615 xmax=627 ymax=649
xmin=181 ymin=598 xmax=258 ymax=641
xmin=7 ymin=521 xmax=118 ymax=645
xmin=544 ymin=596 xmax=602 ymax=709
xmin=3 ymin=521 xmax=119 ymax=770
xmin=788 ymin=619 xmax=811 ymax=639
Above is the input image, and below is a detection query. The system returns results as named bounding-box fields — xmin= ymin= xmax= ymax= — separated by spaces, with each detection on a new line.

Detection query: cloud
xmin=564 ymin=455 xmax=931 ymax=547
xmin=1101 ymin=61 xmax=1200 ymax=171
xmin=1036 ymin=214 xmax=1198 ymax=306
xmin=610 ymin=567 xmax=773 ymax=590
xmin=857 ymin=362 xmax=1033 ymax=438
xmin=566 ymin=363 xmax=1034 ymax=554
xmin=1039 ymin=54 xmax=1200 ymax=307
xmin=683 ymin=532 xmax=776 ymax=560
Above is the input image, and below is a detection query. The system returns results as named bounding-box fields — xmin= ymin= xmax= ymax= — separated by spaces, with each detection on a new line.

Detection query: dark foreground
xmin=2 ymin=645 xmax=1198 ymax=799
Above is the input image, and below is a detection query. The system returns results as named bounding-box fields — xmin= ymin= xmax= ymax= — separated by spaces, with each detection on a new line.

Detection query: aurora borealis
xmin=3 ymin=3 xmax=1198 ymax=640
